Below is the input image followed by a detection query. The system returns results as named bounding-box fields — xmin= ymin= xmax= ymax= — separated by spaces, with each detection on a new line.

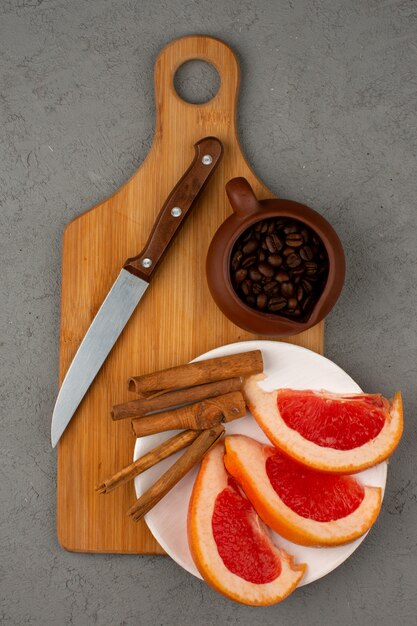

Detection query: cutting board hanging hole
xmin=173 ymin=60 xmax=220 ymax=104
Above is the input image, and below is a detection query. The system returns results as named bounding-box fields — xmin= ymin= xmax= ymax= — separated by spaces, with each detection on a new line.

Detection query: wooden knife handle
xmin=123 ymin=136 xmax=223 ymax=281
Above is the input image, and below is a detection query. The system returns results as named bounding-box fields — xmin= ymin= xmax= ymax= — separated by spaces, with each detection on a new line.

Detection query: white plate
xmin=134 ymin=340 xmax=387 ymax=586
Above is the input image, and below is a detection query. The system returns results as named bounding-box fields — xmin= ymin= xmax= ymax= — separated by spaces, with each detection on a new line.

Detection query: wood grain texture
xmin=57 ymin=35 xmax=324 ymax=554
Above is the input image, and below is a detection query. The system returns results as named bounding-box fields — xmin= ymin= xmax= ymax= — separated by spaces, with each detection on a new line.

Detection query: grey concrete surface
xmin=1 ymin=1 xmax=416 ymax=624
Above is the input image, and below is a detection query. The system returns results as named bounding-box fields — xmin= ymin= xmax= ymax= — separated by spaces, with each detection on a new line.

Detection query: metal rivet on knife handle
xmin=171 ymin=207 xmax=182 ymax=217
xmin=202 ymin=154 xmax=213 ymax=165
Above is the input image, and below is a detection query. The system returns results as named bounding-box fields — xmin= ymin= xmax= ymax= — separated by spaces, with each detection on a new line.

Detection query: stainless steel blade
xmin=51 ymin=269 xmax=148 ymax=447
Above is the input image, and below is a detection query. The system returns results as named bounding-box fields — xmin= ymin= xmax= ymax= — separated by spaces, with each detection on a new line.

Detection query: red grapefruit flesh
xmin=265 ymin=454 xmax=365 ymax=522
xmin=212 ymin=477 xmax=282 ymax=584
xmin=188 ymin=442 xmax=306 ymax=605
xmin=224 ymin=435 xmax=382 ymax=547
xmin=277 ymin=389 xmax=388 ymax=450
xmin=244 ymin=375 xmax=403 ymax=473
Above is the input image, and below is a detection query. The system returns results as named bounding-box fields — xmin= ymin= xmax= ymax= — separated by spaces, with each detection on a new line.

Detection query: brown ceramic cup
xmin=206 ymin=177 xmax=345 ymax=336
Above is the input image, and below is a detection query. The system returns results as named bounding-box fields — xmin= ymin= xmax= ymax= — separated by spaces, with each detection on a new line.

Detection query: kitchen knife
xmin=51 ymin=136 xmax=223 ymax=447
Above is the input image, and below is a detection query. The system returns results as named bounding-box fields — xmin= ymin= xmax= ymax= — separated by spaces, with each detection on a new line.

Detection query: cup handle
xmin=225 ymin=177 xmax=263 ymax=217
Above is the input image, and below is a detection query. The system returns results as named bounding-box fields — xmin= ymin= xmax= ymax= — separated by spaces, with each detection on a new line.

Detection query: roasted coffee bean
xmin=302 ymin=295 xmax=313 ymax=311
xmin=268 ymin=297 xmax=287 ymax=311
xmin=286 ymin=233 xmax=303 ymax=247
xmin=265 ymin=234 xmax=283 ymax=253
xmin=241 ymin=279 xmax=252 ymax=296
xmin=257 ymin=294 xmax=268 ymax=309
xmin=268 ymin=254 xmax=282 ymax=267
xmin=275 ymin=218 xmax=287 ymax=228
xmin=290 ymin=266 xmax=305 ymax=276
xmin=231 ymin=250 xmax=243 ymax=270
xmin=242 ymin=239 xmax=258 ymax=254
xmin=281 ymin=282 xmax=294 ymax=297
xmin=234 ymin=268 xmax=247 ymax=283
xmin=264 ymin=281 xmax=279 ymax=295
xmin=305 ymin=261 xmax=318 ymax=274
xmin=249 ymin=268 xmax=262 ymax=281
xmin=230 ymin=216 xmax=329 ymax=319
xmin=283 ymin=223 xmax=298 ymax=235
xmin=302 ymin=279 xmax=313 ymax=294
xmin=241 ymin=255 xmax=257 ymax=268
xmin=276 ymin=270 xmax=290 ymax=283
xmin=286 ymin=253 xmax=302 ymax=268
xmin=258 ymin=263 xmax=275 ymax=278
xmin=300 ymin=245 xmax=313 ymax=261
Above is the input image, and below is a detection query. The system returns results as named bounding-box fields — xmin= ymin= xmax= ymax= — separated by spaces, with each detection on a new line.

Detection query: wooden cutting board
xmin=57 ymin=35 xmax=324 ymax=553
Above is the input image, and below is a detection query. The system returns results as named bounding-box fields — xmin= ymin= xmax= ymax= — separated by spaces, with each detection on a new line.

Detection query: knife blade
xmin=51 ymin=136 xmax=223 ymax=447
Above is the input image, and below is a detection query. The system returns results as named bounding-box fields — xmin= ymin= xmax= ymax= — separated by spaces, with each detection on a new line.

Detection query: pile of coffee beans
xmin=230 ymin=217 xmax=329 ymax=320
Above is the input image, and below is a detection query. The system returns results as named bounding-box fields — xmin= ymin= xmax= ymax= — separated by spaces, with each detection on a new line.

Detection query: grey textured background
xmin=1 ymin=0 xmax=416 ymax=624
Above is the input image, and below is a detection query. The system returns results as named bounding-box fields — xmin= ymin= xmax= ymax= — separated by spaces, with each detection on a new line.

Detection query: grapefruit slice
xmin=244 ymin=375 xmax=403 ymax=473
xmin=188 ymin=442 xmax=306 ymax=605
xmin=224 ymin=435 xmax=382 ymax=546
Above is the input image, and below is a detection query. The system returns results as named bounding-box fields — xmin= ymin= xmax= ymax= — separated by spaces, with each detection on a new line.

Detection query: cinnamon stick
xmin=112 ymin=377 xmax=242 ymax=420
xmin=131 ymin=391 xmax=246 ymax=438
xmin=95 ymin=430 xmax=199 ymax=494
xmin=128 ymin=350 xmax=263 ymax=396
xmin=128 ymin=425 xmax=225 ymax=522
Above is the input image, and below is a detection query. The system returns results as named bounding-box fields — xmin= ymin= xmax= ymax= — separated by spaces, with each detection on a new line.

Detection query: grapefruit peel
xmin=243 ymin=374 xmax=403 ymax=474
xmin=224 ymin=435 xmax=382 ymax=547
xmin=188 ymin=443 xmax=306 ymax=606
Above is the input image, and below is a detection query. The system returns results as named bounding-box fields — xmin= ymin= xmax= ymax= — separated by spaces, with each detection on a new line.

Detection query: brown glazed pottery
xmin=206 ymin=177 xmax=345 ymax=336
